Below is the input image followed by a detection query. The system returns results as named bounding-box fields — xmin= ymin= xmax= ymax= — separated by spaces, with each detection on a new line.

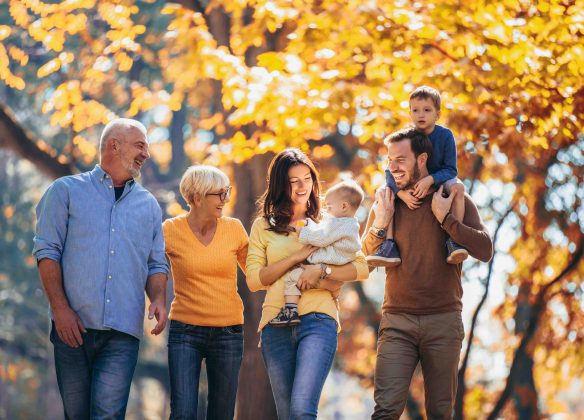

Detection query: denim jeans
xmin=168 ymin=320 xmax=244 ymax=420
xmin=261 ymin=312 xmax=338 ymax=420
xmin=50 ymin=321 xmax=139 ymax=420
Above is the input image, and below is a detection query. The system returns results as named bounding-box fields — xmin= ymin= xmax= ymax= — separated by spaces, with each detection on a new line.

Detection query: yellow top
xmin=246 ymin=217 xmax=369 ymax=332
xmin=163 ymin=215 xmax=248 ymax=327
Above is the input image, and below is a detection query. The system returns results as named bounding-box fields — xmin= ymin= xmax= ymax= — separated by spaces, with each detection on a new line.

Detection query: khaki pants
xmin=372 ymin=312 xmax=464 ymax=420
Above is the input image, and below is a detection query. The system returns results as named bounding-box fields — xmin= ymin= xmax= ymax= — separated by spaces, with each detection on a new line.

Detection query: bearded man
xmin=362 ymin=126 xmax=493 ymax=419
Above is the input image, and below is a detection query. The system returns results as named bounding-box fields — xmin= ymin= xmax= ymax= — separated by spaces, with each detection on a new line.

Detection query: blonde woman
xmin=163 ymin=165 xmax=248 ymax=420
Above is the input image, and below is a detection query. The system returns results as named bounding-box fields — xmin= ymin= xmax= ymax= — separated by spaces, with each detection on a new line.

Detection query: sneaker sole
xmin=270 ymin=321 xmax=292 ymax=328
xmin=366 ymin=256 xmax=401 ymax=267
xmin=447 ymin=250 xmax=469 ymax=264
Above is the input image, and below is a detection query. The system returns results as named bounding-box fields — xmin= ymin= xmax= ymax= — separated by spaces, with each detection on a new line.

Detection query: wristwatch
xmin=320 ymin=263 xmax=332 ymax=280
xmin=369 ymin=225 xmax=387 ymax=239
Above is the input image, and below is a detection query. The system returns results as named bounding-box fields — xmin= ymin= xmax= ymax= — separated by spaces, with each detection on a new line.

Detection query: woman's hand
xmin=296 ymin=264 xmax=321 ymax=290
xmin=291 ymin=245 xmax=317 ymax=265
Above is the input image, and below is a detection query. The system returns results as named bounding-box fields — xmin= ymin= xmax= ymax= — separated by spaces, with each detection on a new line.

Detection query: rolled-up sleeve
xmin=147 ymin=203 xmax=169 ymax=276
xmin=245 ymin=218 xmax=269 ymax=292
xmin=32 ymin=181 xmax=69 ymax=263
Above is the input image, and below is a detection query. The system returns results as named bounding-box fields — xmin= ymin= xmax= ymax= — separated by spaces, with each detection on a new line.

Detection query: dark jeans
xmin=372 ymin=312 xmax=465 ymax=420
xmin=50 ymin=321 xmax=139 ymax=420
xmin=168 ymin=320 xmax=244 ymax=420
xmin=261 ymin=312 xmax=338 ymax=420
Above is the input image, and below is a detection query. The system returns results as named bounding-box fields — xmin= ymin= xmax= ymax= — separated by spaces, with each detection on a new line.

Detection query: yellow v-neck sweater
xmin=163 ymin=215 xmax=248 ymax=327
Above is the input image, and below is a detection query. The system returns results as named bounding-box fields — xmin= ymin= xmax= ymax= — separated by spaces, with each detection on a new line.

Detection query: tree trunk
xmin=233 ymin=154 xmax=278 ymax=419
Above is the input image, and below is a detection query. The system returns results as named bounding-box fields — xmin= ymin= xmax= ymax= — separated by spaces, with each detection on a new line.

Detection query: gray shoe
xmin=269 ymin=307 xmax=300 ymax=328
xmin=446 ymin=238 xmax=469 ymax=264
xmin=366 ymin=239 xmax=401 ymax=268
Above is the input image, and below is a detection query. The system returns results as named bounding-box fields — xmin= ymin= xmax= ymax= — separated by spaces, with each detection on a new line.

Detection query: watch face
xmin=325 ymin=266 xmax=332 ymax=275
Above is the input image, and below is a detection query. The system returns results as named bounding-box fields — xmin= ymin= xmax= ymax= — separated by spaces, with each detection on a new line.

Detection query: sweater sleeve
xmin=235 ymin=219 xmax=249 ymax=273
xmin=353 ymin=252 xmax=370 ymax=280
xmin=299 ymin=218 xmax=353 ymax=247
xmin=442 ymin=195 xmax=493 ymax=262
xmin=431 ymin=128 xmax=458 ymax=185
xmin=245 ymin=218 xmax=269 ymax=292
xmin=385 ymin=169 xmax=399 ymax=194
xmin=361 ymin=207 xmax=384 ymax=256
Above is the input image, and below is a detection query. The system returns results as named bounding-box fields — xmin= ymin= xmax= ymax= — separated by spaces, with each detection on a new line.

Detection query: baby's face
xmin=324 ymin=192 xmax=346 ymax=217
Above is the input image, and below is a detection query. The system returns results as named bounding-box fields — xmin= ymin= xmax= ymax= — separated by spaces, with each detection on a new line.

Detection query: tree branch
xmin=0 ymin=105 xmax=75 ymax=179
xmin=454 ymin=201 xmax=516 ymax=420
xmin=487 ymin=237 xmax=584 ymax=419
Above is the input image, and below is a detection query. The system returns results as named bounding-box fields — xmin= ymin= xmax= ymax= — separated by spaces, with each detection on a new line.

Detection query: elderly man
xmin=362 ymin=127 xmax=493 ymax=419
xmin=33 ymin=118 xmax=168 ymax=419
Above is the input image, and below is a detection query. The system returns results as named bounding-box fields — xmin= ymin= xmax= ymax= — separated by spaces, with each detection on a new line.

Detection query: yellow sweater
xmin=246 ymin=217 xmax=369 ymax=332
xmin=163 ymin=215 xmax=248 ymax=327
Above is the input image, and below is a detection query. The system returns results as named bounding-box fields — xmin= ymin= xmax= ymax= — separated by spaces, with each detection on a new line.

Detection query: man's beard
xmin=122 ymin=153 xmax=141 ymax=178
xmin=402 ymin=162 xmax=421 ymax=191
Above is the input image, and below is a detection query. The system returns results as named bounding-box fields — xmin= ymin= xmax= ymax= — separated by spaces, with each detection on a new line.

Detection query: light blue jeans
xmin=261 ymin=312 xmax=338 ymax=419
xmin=50 ymin=322 xmax=139 ymax=420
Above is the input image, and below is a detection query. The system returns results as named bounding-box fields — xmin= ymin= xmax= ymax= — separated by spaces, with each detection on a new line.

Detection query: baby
xmin=269 ymin=181 xmax=364 ymax=327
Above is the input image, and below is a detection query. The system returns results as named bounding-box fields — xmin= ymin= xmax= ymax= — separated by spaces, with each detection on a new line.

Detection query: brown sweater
xmin=362 ymin=193 xmax=493 ymax=315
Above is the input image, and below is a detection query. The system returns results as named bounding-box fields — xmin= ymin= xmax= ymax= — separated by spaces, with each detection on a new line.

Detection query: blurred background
xmin=0 ymin=0 xmax=583 ymax=418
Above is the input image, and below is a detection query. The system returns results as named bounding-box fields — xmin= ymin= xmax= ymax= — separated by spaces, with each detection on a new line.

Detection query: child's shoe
xmin=269 ymin=307 xmax=300 ymax=327
xmin=366 ymin=239 xmax=401 ymax=267
xmin=446 ymin=238 xmax=469 ymax=264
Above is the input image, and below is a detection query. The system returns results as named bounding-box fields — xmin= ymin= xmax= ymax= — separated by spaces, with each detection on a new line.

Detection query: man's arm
xmin=432 ymin=187 xmax=493 ymax=262
xmin=34 ymin=181 xmax=86 ymax=348
xmin=145 ymin=272 xmax=167 ymax=335
xmin=38 ymin=259 xmax=86 ymax=347
xmin=146 ymin=204 xmax=169 ymax=335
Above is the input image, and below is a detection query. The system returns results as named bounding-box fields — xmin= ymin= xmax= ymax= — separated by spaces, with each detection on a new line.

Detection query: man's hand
xmin=412 ymin=175 xmax=434 ymax=199
xmin=148 ymin=299 xmax=168 ymax=335
xmin=432 ymin=185 xmax=456 ymax=224
xmin=297 ymin=264 xmax=321 ymax=290
xmin=397 ymin=189 xmax=421 ymax=210
xmin=53 ymin=306 xmax=86 ymax=348
xmin=372 ymin=187 xmax=395 ymax=228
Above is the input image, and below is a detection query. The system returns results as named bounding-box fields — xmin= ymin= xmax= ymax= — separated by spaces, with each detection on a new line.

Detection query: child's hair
xmin=409 ymin=86 xmax=441 ymax=110
xmin=326 ymin=181 xmax=364 ymax=211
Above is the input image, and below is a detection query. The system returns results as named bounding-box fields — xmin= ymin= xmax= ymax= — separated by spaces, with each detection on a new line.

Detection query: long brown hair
xmin=258 ymin=148 xmax=321 ymax=235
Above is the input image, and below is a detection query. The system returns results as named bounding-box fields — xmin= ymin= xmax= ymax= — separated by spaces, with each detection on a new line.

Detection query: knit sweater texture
xmin=362 ymin=193 xmax=493 ymax=315
xmin=163 ymin=215 xmax=248 ymax=326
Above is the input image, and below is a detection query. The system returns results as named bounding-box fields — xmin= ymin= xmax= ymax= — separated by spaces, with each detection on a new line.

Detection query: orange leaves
xmin=37 ymin=52 xmax=74 ymax=77
xmin=0 ymin=44 xmax=25 ymax=90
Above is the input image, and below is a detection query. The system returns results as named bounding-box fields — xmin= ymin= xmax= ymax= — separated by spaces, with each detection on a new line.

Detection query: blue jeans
xmin=50 ymin=322 xmax=139 ymax=420
xmin=168 ymin=320 xmax=244 ymax=420
xmin=261 ymin=312 xmax=338 ymax=420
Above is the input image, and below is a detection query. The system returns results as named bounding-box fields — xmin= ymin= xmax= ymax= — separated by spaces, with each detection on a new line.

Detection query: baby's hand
xmin=295 ymin=219 xmax=307 ymax=234
xmin=412 ymin=176 xmax=434 ymax=198
xmin=397 ymin=189 xmax=421 ymax=210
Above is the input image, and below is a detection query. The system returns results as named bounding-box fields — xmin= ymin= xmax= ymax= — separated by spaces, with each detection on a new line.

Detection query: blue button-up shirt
xmin=32 ymin=165 xmax=168 ymax=339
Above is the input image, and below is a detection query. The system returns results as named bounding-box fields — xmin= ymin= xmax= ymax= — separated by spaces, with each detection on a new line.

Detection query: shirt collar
xmin=91 ymin=165 xmax=136 ymax=188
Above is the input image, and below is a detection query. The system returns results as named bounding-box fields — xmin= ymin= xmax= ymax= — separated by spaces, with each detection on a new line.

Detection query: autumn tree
xmin=1 ymin=0 xmax=583 ymax=418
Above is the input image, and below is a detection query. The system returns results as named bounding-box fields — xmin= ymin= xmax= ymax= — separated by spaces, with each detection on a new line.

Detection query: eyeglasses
xmin=206 ymin=186 xmax=232 ymax=202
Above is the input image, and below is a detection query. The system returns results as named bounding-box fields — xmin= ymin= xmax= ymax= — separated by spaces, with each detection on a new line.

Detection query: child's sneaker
xmin=446 ymin=238 xmax=469 ymax=264
xmin=366 ymin=239 xmax=401 ymax=267
xmin=269 ymin=307 xmax=300 ymax=327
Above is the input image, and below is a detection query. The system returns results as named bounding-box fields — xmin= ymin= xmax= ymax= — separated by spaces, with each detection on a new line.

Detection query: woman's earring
xmin=307 ymin=199 xmax=311 ymax=209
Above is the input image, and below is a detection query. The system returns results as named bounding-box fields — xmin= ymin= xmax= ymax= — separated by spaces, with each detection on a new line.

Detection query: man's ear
xmin=418 ymin=152 xmax=428 ymax=167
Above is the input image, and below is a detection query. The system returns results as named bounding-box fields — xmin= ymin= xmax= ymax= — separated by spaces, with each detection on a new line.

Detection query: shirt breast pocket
xmin=124 ymin=212 xmax=154 ymax=257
